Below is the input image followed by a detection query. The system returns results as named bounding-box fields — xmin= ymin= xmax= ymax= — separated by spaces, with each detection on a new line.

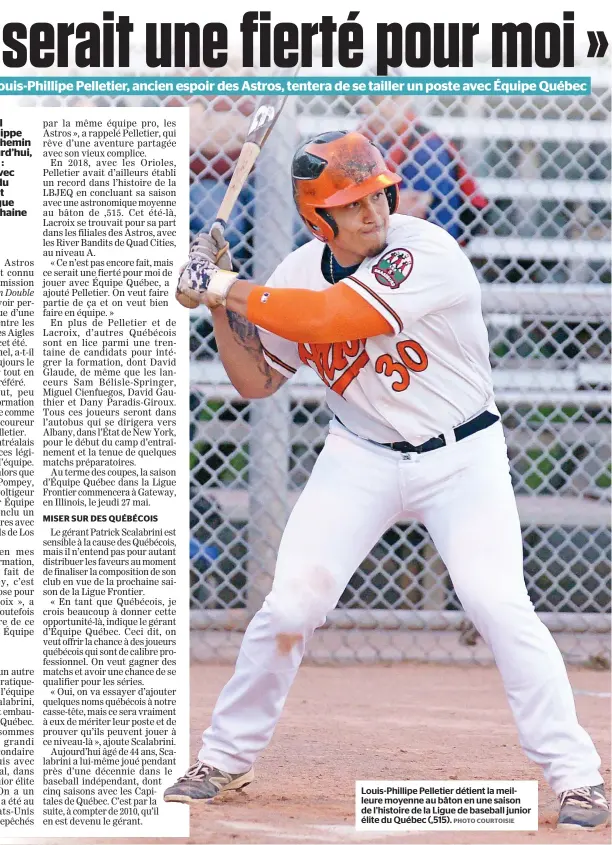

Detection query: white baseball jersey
xmin=259 ymin=214 xmax=494 ymax=445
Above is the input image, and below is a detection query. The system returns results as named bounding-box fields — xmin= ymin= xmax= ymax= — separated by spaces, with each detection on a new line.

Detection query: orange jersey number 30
xmin=375 ymin=340 xmax=429 ymax=392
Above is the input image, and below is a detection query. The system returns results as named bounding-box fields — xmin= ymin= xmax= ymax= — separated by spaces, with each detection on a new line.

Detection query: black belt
xmin=384 ymin=410 xmax=500 ymax=454
xmin=336 ymin=410 xmax=500 ymax=455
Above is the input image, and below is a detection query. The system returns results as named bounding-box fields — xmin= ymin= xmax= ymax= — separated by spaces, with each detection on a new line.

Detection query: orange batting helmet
xmin=292 ymin=131 xmax=401 ymax=242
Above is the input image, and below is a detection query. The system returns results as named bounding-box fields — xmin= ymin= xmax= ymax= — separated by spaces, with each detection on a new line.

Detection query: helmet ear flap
xmin=385 ymin=184 xmax=399 ymax=214
xmin=299 ymin=215 xmax=331 ymax=243
xmin=316 ymin=208 xmax=338 ymax=239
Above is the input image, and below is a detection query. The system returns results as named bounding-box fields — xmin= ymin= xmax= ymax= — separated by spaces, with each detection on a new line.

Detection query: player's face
xmin=330 ymin=190 xmax=390 ymax=266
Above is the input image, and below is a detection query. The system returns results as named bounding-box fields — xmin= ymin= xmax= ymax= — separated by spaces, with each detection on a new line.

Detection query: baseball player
xmin=166 ymin=132 xmax=609 ymax=830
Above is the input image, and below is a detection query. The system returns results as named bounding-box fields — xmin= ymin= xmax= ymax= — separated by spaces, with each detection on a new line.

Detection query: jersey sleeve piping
xmin=345 ymin=276 xmax=404 ymax=335
xmin=261 ymin=343 xmax=297 ymax=377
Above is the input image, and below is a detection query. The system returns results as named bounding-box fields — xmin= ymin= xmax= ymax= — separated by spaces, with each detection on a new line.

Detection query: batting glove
xmin=178 ymin=255 xmax=217 ymax=299
xmin=190 ymin=223 xmax=232 ymax=271
xmin=177 ymin=254 xmax=238 ymax=309
xmin=176 ymin=225 xmax=235 ymax=309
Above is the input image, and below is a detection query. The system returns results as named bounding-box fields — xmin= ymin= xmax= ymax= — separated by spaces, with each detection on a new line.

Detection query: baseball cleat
xmin=557 ymin=784 xmax=609 ymax=830
xmin=163 ymin=761 xmax=254 ymax=804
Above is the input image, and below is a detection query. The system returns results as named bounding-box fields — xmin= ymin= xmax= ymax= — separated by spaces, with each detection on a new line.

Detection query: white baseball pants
xmin=199 ymin=419 xmax=602 ymax=794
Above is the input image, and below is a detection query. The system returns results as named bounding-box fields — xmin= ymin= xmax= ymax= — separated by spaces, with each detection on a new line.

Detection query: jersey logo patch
xmin=297 ymin=340 xmax=368 ymax=395
xmin=372 ymin=248 xmax=414 ymax=289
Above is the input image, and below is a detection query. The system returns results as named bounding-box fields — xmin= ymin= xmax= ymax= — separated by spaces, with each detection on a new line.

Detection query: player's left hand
xmin=176 ymin=225 xmax=233 ymax=309
xmin=176 ymin=255 xmax=217 ymax=307
xmin=175 ymin=264 xmax=208 ymax=309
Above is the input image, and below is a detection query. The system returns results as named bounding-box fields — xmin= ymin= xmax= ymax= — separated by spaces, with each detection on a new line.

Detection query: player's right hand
xmin=190 ymin=223 xmax=232 ymax=271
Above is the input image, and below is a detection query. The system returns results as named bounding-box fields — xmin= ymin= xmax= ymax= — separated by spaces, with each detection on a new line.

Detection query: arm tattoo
xmin=226 ymin=310 xmax=284 ymax=391
xmin=227 ymin=310 xmax=260 ymax=344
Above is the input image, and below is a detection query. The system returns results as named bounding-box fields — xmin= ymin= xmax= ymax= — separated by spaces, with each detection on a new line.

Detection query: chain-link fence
xmin=28 ymin=69 xmax=611 ymax=664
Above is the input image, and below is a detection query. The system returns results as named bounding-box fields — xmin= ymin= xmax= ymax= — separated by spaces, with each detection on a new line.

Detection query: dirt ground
xmin=180 ymin=662 xmax=611 ymax=845
xmin=26 ymin=663 xmax=610 ymax=845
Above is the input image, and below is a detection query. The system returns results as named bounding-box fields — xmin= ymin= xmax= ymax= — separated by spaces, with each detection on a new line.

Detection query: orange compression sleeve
xmin=246 ymin=283 xmax=393 ymax=343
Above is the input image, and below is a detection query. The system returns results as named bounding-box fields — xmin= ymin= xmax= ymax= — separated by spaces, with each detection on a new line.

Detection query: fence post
xmin=247 ymin=101 xmax=298 ymax=615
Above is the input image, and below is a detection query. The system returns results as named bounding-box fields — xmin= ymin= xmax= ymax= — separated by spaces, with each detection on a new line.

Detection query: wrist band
xmin=207 ymin=268 xmax=238 ymax=308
